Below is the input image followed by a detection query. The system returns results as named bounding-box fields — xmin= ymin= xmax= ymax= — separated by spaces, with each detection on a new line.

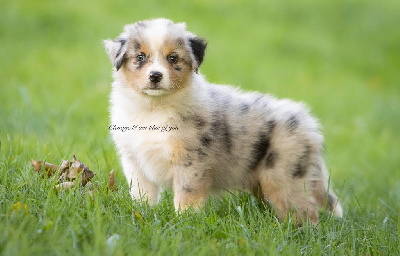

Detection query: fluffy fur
xmin=104 ymin=18 xmax=342 ymax=225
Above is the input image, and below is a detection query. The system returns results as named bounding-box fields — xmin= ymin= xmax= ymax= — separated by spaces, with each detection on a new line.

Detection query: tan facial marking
xmin=119 ymin=41 xmax=154 ymax=92
xmin=120 ymin=36 xmax=194 ymax=95
xmin=159 ymin=39 xmax=193 ymax=92
xmin=162 ymin=42 xmax=176 ymax=56
xmin=121 ymin=61 xmax=151 ymax=93
xmin=140 ymin=43 xmax=150 ymax=56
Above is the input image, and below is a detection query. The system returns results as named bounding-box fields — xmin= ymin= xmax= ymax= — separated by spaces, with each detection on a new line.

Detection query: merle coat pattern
xmin=104 ymin=18 xmax=342 ymax=225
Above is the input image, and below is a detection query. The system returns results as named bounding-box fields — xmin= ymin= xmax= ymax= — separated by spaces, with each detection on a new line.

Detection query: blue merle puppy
xmin=104 ymin=18 xmax=342 ymax=225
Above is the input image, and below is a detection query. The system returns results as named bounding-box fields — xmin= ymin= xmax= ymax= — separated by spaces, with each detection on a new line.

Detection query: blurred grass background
xmin=1 ymin=0 xmax=399 ymax=254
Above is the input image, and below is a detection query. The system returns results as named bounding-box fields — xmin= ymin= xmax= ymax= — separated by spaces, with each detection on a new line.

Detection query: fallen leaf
xmin=67 ymin=167 xmax=76 ymax=180
xmin=33 ymin=155 xmax=98 ymax=197
xmin=81 ymin=169 xmax=95 ymax=186
xmin=57 ymin=172 xmax=67 ymax=183
xmin=60 ymin=159 xmax=70 ymax=172
xmin=108 ymin=170 xmax=118 ymax=192
xmin=70 ymin=155 xmax=95 ymax=186
xmin=71 ymin=155 xmax=84 ymax=174
xmin=31 ymin=159 xmax=58 ymax=178
xmin=30 ymin=159 xmax=43 ymax=173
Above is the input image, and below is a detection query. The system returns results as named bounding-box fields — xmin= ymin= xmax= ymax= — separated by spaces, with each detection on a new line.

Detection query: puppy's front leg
xmin=173 ymin=169 xmax=211 ymax=211
xmin=122 ymin=155 xmax=160 ymax=205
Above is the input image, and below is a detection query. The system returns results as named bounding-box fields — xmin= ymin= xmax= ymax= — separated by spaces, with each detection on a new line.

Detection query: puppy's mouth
xmin=142 ymin=83 xmax=169 ymax=96
xmin=145 ymin=82 xmax=165 ymax=90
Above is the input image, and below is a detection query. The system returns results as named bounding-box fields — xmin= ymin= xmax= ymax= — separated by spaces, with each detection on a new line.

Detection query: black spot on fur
xmin=133 ymin=41 xmax=141 ymax=50
xmin=176 ymin=38 xmax=185 ymax=46
xmin=267 ymin=120 xmax=276 ymax=131
xmin=248 ymin=132 xmax=270 ymax=171
xmin=135 ymin=21 xmax=148 ymax=28
xmin=174 ymin=66 xmax=181 ymax=71
xmin=265 ymin=151 xmax=278 ymax=168
xmin=210 ymin=114 xmax=232 ymax=153
xmin=247 ymin=121 xmax=276 ymax=171
xmin=200 ymin=133 xmax=212 ymax=147
xmin=240 ymin=103 xmax=250 ymax=113
xmin=221 ymin=95 xmax=231 ymax=105
xmin=292 ymin=145 xmax=311 ymax=178
xmin=197 ymin=147 xmax=207 ymax=158
xmin=189 ymin=37 xmax=207 ymax=69
xmin=191 ymin=115 xmax=206 ymax=129
xmin=254 ymin=95 xmax=264 ymax=104
xmin=208 ymin=88 xmax=217 ymax=99
xmin=286 ymin=114 xmax=299 ymax=133
xmin=207 ymin=88 xmax=230 ymax=105
xmin=182 ymin=185 xmax=193 ymax=193
xmin=221 ymin=122 xmax=232 ymax=152
xmin=292 ymin=162 xmax=306 ymax=178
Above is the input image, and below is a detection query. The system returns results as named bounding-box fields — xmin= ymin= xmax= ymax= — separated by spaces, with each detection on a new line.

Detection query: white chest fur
xmin=110 ymin=100 xmax=183 ymax=186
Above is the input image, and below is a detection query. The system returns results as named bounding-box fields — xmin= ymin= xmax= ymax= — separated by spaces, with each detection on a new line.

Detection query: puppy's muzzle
xmin=149 ymin=71 xmax=163 ymax=83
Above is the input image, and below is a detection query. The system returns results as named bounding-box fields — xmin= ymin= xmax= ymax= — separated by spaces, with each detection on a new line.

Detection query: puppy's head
xmin=104 ymin=19 xmax=207 ymax=96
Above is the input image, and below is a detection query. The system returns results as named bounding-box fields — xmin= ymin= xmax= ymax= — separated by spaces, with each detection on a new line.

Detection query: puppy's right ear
xmin=103 ymin=38 xmax=127 ymax=71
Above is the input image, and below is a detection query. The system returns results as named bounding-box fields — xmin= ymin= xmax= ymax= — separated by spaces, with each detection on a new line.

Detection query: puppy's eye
xmin=136 ymin=53 xmax=146 ymax=62
xmin=167 ymin=55 xmax=178 ymax=64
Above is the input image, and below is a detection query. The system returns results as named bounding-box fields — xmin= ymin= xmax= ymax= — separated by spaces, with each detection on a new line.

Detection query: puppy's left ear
xmin=189 ymin=37 xmax=207 ymax=73
xmin=103 ymin=38 xmax=127 ymax=71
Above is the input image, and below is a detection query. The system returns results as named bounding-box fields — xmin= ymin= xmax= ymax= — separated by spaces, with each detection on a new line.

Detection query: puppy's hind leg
xmin=122 ymin=155 xmax=160 ymax=205
xmin=257 ymin=170 xmax=319 ymax=226
xmin=255 ymin=167 xmax=290 ymax=220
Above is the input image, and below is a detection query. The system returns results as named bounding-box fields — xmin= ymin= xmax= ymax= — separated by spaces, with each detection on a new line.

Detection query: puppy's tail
xmin=313 ymin=158 xmax=343 ymax=218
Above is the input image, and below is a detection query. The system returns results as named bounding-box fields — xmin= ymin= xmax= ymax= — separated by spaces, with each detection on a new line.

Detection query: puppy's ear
xmin=189 ymin=37 xmax=207 ymax=73
xmin=103 ymin=38 xmax=127 ymax=71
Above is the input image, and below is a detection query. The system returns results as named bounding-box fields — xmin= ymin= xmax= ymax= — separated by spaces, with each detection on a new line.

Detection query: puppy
xmin=104 ymin=18 xmax=342 ymax=225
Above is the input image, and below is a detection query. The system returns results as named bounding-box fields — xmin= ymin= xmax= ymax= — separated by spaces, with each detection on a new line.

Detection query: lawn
xmin=1 ymin=0 xmax=399 ymax=255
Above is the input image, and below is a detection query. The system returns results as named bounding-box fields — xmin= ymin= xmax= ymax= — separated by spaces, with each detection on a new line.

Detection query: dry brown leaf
xmin=57 ymin=172 xmax=67 ymax=183
xmin=31 ymin=159 xmax=58 ymax=178
xmin=67 ymin=167 xmax=77 ymax=180
xmin=81 ymin=169 xmax=95 ymax=186
xmin=108 ymin=169 xmax=118 ymax=192
xmin=71 ymin=155 xmax=84 ymax=174
xmin=69 ymin=155 xmax=95 ymax=186
xmin=33 ymin=155 xmax=99 ymax=197
xmin=31 ymin=159 xmax=43 ymax=173
xmin=60 ymin=159 xmax=70 ymax=172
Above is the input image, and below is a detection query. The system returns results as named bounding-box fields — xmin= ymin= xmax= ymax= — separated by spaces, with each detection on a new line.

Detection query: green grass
xmin=1 ymin=0 xmax=400 ymax=254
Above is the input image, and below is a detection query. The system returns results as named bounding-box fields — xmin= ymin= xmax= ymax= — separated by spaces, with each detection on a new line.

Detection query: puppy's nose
xmin=149 ymin=71 xmax=163 ymax=83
